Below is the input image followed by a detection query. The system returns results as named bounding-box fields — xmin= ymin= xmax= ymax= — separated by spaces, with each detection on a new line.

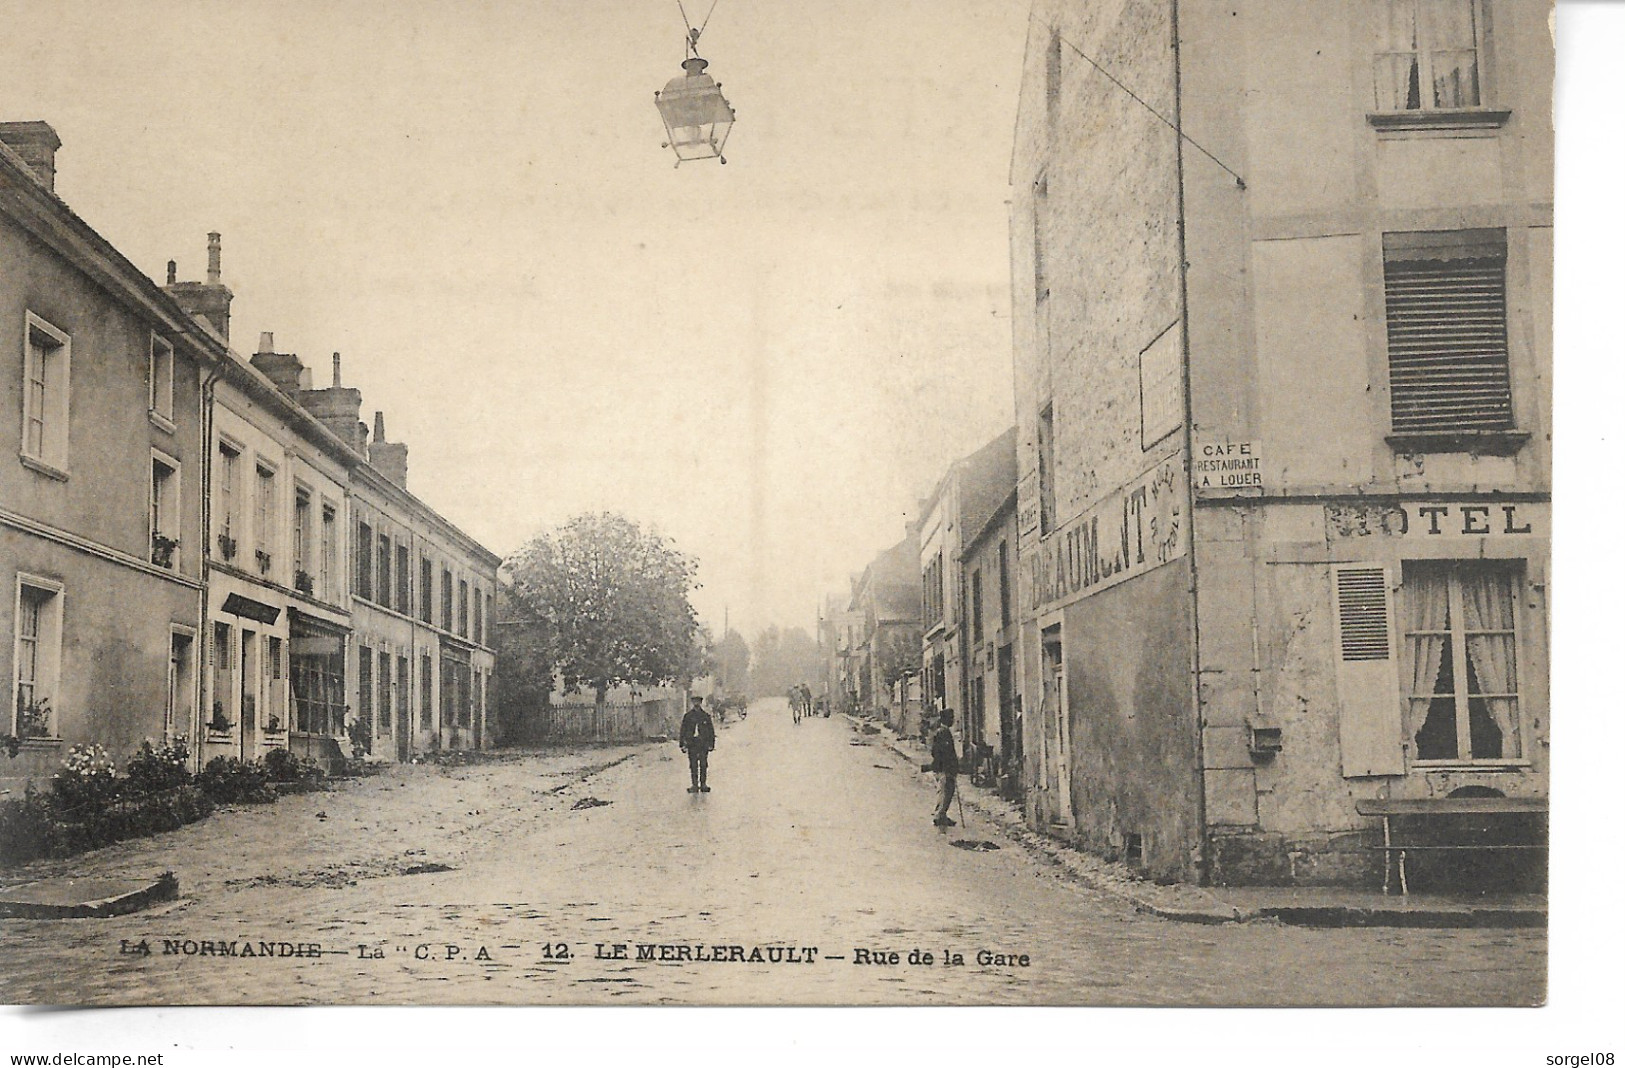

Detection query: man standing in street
xmin=923 ymin=708 xmax=959 ymax=827
xmin=679 ymin=695 xmax=716 ymax=793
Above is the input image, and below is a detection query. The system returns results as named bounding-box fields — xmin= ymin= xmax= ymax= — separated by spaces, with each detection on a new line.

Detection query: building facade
xmin=2 ymin=124 xmax=214 ymax=790
xmin=847 ymin=533 xmax=921 ymax=729
xmin=1010 ymin=0 xmax=1551 ymax=885
xmin=960 ymin=485 xmax=1022 ymax=798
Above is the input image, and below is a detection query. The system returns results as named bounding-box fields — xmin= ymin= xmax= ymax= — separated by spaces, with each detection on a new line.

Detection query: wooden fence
xmin=522 ymin=699 xmax=676 ymax=744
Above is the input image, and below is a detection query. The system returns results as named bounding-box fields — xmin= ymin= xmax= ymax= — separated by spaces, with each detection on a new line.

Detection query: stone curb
xmin=0 ymin=871 xmax=179 ymax=920
xmin=849 ymin=716 xmax=1544 ymax=929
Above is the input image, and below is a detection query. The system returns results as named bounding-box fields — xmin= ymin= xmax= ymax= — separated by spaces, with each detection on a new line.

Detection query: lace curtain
xmin=1374 ymin=0 xmax=1480 ymax=110
xmin=1461 ymin=568 xmax=1520 ymax=758
xmin=1407 ymin=569 xmax=1453 ymax=759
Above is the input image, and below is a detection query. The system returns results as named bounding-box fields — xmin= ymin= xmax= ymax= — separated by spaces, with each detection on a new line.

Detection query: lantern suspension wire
xmin=676 ymin=0 xmax=720 ymax=56
xmin=1053 ymin=26 xmax=1246 ymax=190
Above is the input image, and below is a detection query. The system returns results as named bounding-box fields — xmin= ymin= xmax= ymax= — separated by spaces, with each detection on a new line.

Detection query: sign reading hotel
xmin=1325 ymin=501 xmax=1544 ymax=541
xmin=1194 ymin=439 xmax=1262 ymax=492
xmin=1027 ymin=458 xmax=1187 ymax=615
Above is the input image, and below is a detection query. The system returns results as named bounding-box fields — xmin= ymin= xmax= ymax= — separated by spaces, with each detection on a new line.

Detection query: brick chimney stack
xmin=0 ymin=121 xmax=62 ymax=191
xmin=369 ymin=410 xmax=410 ymax=488
xmin=163 ymin=233 xmax=234 ymax=341
xmin=249 ymin=331 xmax=312 ymax=395
xmin=296 ymin=351 xmax=365 ymax=451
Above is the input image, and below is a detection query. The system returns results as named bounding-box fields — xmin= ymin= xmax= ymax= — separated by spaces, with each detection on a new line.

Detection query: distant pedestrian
xmin=680 ymin=696 xmax=717 ymax=793
xmin=922 ymin=709 xmax=960 ymax=827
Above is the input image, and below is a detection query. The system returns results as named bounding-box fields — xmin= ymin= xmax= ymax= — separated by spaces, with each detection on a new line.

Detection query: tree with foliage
xmin=712 ymin=628 xmax=751 ymax=696
xmin=505 ymin=513 xmax=702 ymax=705
xmin=746 ymin=624 xmax=822 ymax=699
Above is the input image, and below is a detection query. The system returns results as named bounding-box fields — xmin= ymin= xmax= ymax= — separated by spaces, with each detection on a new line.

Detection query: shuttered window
xmin=1383 ymin=229 xmax=1512 ymax=434
xmin=1336 ymin=568 xmax=1391 ymax=661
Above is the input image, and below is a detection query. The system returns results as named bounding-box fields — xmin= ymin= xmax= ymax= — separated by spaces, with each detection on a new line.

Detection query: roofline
xmin=961 ymin=487 xmax=1018 ymax=557
xmin=1 ymin=144 xmax=227 ymax=369
xmin=352 ymin=462 xmax=503 ymax=569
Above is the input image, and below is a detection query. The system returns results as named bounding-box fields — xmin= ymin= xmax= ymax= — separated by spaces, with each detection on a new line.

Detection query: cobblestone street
xmin=0 ymin=701 xmax=1545 ymax=1006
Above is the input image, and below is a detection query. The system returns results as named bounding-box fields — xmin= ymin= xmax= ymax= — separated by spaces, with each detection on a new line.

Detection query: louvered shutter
xmin=1332 ymin=564 xmax=1404 ymax=777
xmin=1383 ymin=229 xmax=1513 ymax=433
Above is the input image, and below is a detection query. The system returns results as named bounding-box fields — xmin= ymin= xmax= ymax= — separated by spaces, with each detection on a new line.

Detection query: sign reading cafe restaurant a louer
xmin=1027 ymin=458 xmax=1187 ymax=615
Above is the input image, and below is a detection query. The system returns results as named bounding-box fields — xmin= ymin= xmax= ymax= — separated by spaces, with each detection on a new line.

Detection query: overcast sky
xmin=1 ymin=0 xmax=1029 ymax=638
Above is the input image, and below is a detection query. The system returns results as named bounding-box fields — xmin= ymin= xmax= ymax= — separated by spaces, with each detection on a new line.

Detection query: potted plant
xmin=217 ymin=531 xmax=237 ymax=560
xmin=15 ymin=691 xmax=52 ymax=739
xmin=294 ymin=570 xmax=315 ymax=595
xmin=265 ymin=714 xmax=283 ymax=733
xmin=151 ymin=532 xmax=179 ymax=568
xmin=207 ymin=701 xmax=232 ymax=734
xmin=256 ymin=549 xmax=273 ymax=574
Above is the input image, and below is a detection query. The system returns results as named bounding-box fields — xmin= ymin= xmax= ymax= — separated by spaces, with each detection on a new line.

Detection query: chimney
xmin=162 ymin=233 xmax=233 ymax=341
xmin=0 ymin=121 xmax=62 ymax=191
xmin=249 ymin=333 xmax=310 ymax=396
xmin=294 ymin=351 xmax=364 ymax=450
xmin=369 ymin=410 xmax=410 ymax=488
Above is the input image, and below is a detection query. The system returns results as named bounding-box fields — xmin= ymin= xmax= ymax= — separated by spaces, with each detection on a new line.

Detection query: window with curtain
xmin=1375 ymin=0 xmax=1482 ymax=111
xmin=1403 ymin=561 xmax=1522 ymax=763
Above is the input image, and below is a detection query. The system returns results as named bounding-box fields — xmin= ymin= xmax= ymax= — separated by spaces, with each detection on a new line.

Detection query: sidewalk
xmin=853 ymin=715 xmax=1546 ymax=929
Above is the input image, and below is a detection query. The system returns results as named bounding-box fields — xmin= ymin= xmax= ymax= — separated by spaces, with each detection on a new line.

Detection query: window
xmin=1403 ymin=561 xmax=1523 ymax=764
xmin=216 ymin=441 xmax=241 ymax=559
xmin=358 ymin=645 xmax=373 ymax=736
xmin=293 ymin=489 xmax=312 ymax=591
xmin=210 ymin=621 xmax=234 ymax=730
xmin=922 ymin=553 xmax=945 ymax=630
xmin=150 ymin=453 xmax=180 ymax=568
xmin=420 ymin=653 xmax=435 ymax=729
xmin=1375 ymin=0 xmax=1481 ymax=111
xmin=458 ymin=579 xmax=469 ymax=637
xmin=970 ymin=568 xmax=984 ymax=644
xmin=254 ymin=463 xmax=276 ymax=573
xmin=20 ymin=313 xmax=70 ymax=474
xmin=998 ymin=540 xmax=1011 ymax=629
xmin=1037 ymin=403 xmax=1057 ymax=535
xmin=396 ymin=544 xmax=411 ymax=612
xmin=1032 ymin=176 xmax=1050 ymax=304
xmin=474 ymin=588 xmax=485 ymax=646
xmin=397 ymin=654 xmax=409 ymax=731
xmin=320 ymin=503 xmax=338 ymax=600
xmin=12 ymin=579 xmax=63 ymax=738
xmin=441 ymin=568 xmax=453 ymax=630
xmin=377 ymin=533 xmax=392 ymax=610
xmin=148 ymin=333 xmax=174 ymax=426
xmin=420 ymin=557 xmax=435 ymax=623
xmin=1045 ymin=30 xmax=1063 ymax=127
xmin=378 ymin=650 xmax=392 ymax=732
xmin=266 ymin=635 xmax=285 ymax=731
xmin=355 ymin=521 xmax=373 ymax=601
xmin=167 ymin=630 xmax=196 ymax=739
xmin=1383 ymin=229 xmax=1513 ymax=436
xmin=485 ymin=593 xmax=493 ymax=646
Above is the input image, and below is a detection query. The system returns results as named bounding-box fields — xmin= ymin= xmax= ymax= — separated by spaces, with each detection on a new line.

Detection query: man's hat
xmin=691 ymin=695 xmax=705 ymax=705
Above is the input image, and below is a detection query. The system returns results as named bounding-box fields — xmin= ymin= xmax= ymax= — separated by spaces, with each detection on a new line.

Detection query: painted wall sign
xmin=1194 ymin=439 xmax=1263 ymax=491
xmin=1026 ymin=458 xmax=1187 ymax=614
xmin=1325 ymin=501 xmax=1542 ymax=540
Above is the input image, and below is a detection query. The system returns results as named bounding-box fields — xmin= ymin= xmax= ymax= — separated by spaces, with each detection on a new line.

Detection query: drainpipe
xmin=1170 ymin=0 xmax=1209 ymax=884
xmin=196 ymin=358 xmax=223 ymax=775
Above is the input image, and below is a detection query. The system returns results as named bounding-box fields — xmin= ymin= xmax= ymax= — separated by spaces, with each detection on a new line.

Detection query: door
xmin=240 ymin=630 xmax=258 ymax=759
xmin=1041 ymin=625 xmax=1070 ymax=825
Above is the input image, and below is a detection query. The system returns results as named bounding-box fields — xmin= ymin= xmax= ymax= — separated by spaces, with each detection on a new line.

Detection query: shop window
xmin=1374 ymin=0 xmax=1481 ymax=111
xmin=1403 ymin=561 xmax=1523 ymax=764
xmin=12 ymin=578 xmax=63 ymax=738
xmin=20 ymin=313 xmax=70 ymax=475
xmin=1383 ymin=230 xmax=1514 ymax=438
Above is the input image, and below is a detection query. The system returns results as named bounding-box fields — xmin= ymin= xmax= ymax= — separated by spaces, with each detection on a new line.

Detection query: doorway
xmin=1041 ymin=625 xmax=1070 ymax=825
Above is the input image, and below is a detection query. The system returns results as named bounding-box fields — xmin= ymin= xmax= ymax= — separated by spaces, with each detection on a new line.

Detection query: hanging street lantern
xmin=655 ymin=26 xmax=735 ymax=166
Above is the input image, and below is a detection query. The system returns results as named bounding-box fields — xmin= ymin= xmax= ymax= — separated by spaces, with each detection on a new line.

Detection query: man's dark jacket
xmin=680 ymin=708 xmax=716 ymax=752
xmin=925 ymin=724 xmax=958 ymax=775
